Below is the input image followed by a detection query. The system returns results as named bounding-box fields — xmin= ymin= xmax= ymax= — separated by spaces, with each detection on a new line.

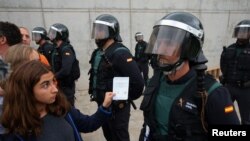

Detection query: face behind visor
xmin=91 ymin=23 xmax=113 ymax=40
xmin=233 ymin=21 xmax=250 ymax=40
xmin=32 ymin=31 xmax=43 ymax=43
xmin=145 ymin=12 xmax=204 ymax=74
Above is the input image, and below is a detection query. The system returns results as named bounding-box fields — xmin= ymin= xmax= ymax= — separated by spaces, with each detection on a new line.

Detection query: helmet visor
xmin=31 ymin=31 xmax=42 ymax=41
xmin=145 ymin=26 xmax=187 ymax=58
xmin=48 ymin=27 xmax=58 ymax=41
xmin=91 ymin=23 xmax=110 ymax=40
xmin=233 ymin=26 xmax=250 ymax=39
xmin=135 ymin=34 xmax=143 ymax=41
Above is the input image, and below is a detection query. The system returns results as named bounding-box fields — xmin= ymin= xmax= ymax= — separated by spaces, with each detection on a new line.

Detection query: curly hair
xmin=0 ymin=21 xmax=22 ymax=46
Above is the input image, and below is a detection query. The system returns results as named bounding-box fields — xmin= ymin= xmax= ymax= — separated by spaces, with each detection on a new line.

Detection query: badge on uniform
xmin=65 ymin=52 xmax=71 ymax=56
xmin=127 ymin=58 xmax=133 ymax=62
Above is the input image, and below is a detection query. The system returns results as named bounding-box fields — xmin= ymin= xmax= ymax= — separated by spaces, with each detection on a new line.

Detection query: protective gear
xmin=220 ymin=43 xmax=250 ymax=87
xmin=139 ymin=71 xmax=222 ymax=141
xmin=91 ymin=14 xmax=122 ymax=47
xmin=189 ymin=50 xmax=208 ymax=70
xmin=232 ymin=19 xmax=250 ymax=40
xmin=95 ymin=38 xmax=109 ymax=48
xmin=48 ymin=23 xmax=69 ymax=42
xmin=135 ymin=32 xmax=143 ymax=42
xmin=31 ymin=27 xmax=49 ymax=43
xmin=145 ymin=12 xmax=204 ymax=73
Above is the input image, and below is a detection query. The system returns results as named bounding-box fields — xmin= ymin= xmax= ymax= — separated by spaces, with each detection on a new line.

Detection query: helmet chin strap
xmin=160 ymin=59 xmax=184 ymax=75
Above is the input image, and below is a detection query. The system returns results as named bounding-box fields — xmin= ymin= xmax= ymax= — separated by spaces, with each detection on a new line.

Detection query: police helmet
xmin=48 ymin=23 xmax=69 ymax=42
xmin=135 ymin=32 xmax=143 ymax=42
xmin=145 ymin=12 xmax=204 ymax=73
xmin=91 ymin=14 xmax=122 ymax=42
xmin=233 ymin=19 xmax=250 ymax=40
xmin=31 ymin=27 xmax=49 ymax=42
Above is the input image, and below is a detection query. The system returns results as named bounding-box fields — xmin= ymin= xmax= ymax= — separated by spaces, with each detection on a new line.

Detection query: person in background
xmin=0 ymin=60 xmax=114 ymax=141
xmin=19 ymin=27 xmax=31 ymax=45
xmin=134 ymin=32 xmax=150 ymax=85
xmin=48 ymin=23 xmax=79 ymax=106
xmin=32 ymin=27 xmax=54 ymax=64
xmin=0 ymin=21 xmax=22 ymax=57
xmin=0 ymin=21 xmax=22 ymax=134
xmin=220 ymin=19 xmax=250 ymax=124
xmin=20 ymin=26 xmax=50 ymax=65
xmin=89 ymin=14 xmax=144 ymax=141
xmin=139 ymin=12 xmax=240 ymax=141
xmin=4 ymin=44 xmax=49 ymax=70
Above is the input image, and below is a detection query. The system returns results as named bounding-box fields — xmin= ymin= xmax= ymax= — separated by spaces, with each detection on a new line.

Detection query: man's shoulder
xmin=227 ymin=43 xmax=237 ymax=49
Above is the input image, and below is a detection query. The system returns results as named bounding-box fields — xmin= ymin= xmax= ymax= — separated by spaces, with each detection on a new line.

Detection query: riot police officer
xmin=89 ymin=14 xmax=144 ymax=141
xmin=134 ymin=32 xmax=150 ymax=85
xmin=48 ymin=23 xmax=78 ymax=106
xmin=220 ymin=19 xmax=250 ymax=124
xmin=139 ymin=12 xmax=240 ymax=141
xmin=32 ymin=27 xmax=54 ymax=64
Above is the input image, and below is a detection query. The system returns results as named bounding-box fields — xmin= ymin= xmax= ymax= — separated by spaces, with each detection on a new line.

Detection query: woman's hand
xmin=102 ymin=92 xmax=115 ymax=108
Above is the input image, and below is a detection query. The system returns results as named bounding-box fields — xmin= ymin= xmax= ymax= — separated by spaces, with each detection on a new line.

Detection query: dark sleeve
xmin=142 ymin=42 xmax=150 ymax=62
xmin=205 ymin=86 xmax=240 ymax=125
xmin=220 ymin=47 xmax=227 ymax=75
xmin=112 ymin=49 xmax=144 ymax=99
xmin=55 ymin=47 xmax=75 ymax=79
xmin=44 ymin=43 xmax=54 ymax=63
xmin=69 ymin=106 xmax=111 ymax=133
xmin=0 ymin=134 xmax=18 ymax=141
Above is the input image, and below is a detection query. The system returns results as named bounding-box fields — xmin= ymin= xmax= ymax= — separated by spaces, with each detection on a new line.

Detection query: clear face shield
xmin=31 ymin=31 xmax=42 ymax=42
xmin=48 ymin=26 xmax=59 ymax=41
xmin=135 ymin=34 xmax=143 ymax=41
xmin=232 ymin=26 xmax=250 ymax=39
xmin=91 ymin=23 xmax=111 ymax=40
xmin=145 ymin=26 xmax=188 ymax=67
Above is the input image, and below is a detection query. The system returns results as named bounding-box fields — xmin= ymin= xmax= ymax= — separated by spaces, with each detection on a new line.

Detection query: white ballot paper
xmin=112 ymin=77 xmax=129 ymax=100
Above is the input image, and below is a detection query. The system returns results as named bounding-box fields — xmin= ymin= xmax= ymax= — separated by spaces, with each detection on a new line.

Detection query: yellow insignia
xmin=224 ymin=105 xmax=234 ymax=113
xmin=65 ymin=52 xmax=70 ymax=56
xmin=127 ymin=58 xmax=133 ymax=62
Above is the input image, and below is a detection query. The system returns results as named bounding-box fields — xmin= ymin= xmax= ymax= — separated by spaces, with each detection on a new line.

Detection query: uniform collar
xmin=166 ymin=68 xmax=196 ymax=85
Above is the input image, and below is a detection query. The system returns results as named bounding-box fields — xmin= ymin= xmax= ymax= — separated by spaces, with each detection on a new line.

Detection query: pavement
xmin=75 ymin=90 xmax=144 ymax=141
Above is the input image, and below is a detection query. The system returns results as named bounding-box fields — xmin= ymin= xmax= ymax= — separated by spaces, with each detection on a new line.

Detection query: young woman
xmin=0 ymin=60 xmax=114 ymax=141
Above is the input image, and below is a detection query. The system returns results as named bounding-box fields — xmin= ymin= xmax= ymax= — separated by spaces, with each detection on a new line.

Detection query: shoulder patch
xmin=127 ymin=58 xmax=133 ymax=62
xmin=224 ymin=105 xmax=234 ymax=113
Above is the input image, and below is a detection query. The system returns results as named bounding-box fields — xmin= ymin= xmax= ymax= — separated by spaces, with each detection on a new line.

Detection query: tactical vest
xmin=221 ymin=43 xmax=250 ymax=83
xmin=140 ymin=70 xmax=220 ymax=141
xmin=88 ymin=43 xmax=128 ymax=103
xmin=51 ymin=42 xmax=77 ymax=86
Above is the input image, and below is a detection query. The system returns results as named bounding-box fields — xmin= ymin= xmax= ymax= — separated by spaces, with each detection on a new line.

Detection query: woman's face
xmin=33 ymin=71 xmax=58 ymax=106
xmin=156 ymin=39 xmax=181 ymax=65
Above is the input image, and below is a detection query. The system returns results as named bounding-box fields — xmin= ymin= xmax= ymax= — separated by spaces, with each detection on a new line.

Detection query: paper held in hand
xmin=112 ymin=77 xmax=129 ymax=100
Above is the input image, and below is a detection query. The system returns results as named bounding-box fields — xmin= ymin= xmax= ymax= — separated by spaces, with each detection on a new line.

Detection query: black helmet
xmin=91 ymin=14 xmax=122 ymax=42
xmin=48 ymin=23 xmax=69 ymax=42
xmin=135 ymin=32 xmax=143 ymax=42
xmin=31 ymin=27 xmax=49 ymax=42
xmin=233 ymin=19 xmax=250 ymax=40
xmin=145 ymin=12 xmax=204 ymax=73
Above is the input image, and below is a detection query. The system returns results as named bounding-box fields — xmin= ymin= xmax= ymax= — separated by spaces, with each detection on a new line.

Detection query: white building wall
xmin=0 ymin=0 xmax=249 ymax=90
